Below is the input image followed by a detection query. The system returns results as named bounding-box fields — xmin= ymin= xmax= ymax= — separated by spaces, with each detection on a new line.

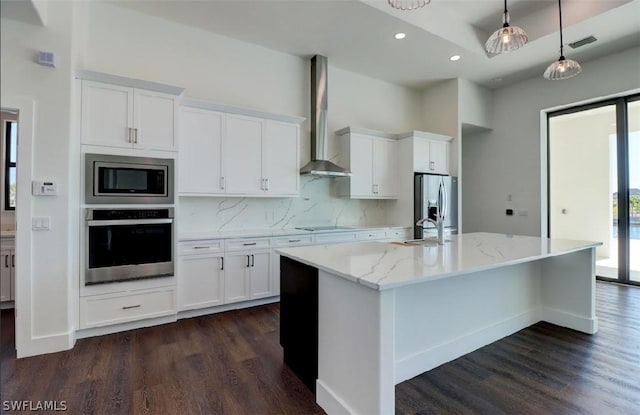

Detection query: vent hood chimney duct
xmin=300 ymin=55 xmax=351 ymax=177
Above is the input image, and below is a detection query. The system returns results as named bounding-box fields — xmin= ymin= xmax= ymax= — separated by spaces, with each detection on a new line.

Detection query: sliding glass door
xmin=627 ymin=98 xmax=639 ymax=282
xmin=548 ymin=94 xmax=639 ymax=286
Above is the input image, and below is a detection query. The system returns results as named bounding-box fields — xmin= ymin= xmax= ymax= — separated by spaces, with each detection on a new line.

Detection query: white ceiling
xmin=5 ymin=0 xmax=640 ymax=89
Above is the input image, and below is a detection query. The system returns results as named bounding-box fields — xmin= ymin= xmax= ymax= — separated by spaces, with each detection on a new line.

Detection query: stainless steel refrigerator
xmin=414 ymin=174 xmax=458 ymax=239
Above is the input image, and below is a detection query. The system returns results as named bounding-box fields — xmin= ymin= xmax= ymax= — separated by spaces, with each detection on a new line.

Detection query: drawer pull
xmin=243 ymin=242 xmax=257 ymax=246
xmin=193 ymin=246 xmax=210 ymax=250
xmin=288 ymin=239 xmax=301 ymax=243
xmin=122 ymin=304 xmax=141 ymax=310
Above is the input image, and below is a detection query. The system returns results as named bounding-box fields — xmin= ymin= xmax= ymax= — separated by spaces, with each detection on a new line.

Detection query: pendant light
xmin=485 ymin=0 xmax=528 ymax=54
xmin=544 ymin=0 xmax=581 ymax=80
xmin=387 ymin=0 xmax=431 ymax=11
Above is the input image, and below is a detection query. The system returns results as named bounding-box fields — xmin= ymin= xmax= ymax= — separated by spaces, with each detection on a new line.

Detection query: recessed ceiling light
xmin=394 ymin=32 xmax=406 ymax=40
xmin=449 ymin=55 xmax=461 ymax=61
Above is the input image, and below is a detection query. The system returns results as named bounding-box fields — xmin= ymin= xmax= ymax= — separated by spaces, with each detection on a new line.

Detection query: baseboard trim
xmin=75 ymin=315 xmax=177 ymax=339
xmin=395 ymin=308 xmax=541 ymax=384
xmin=17 ymin=330 xmax=75 ymax=359
xmin=316 ymin=379 xmax=356 ymax=415
xmin=542 ymin=307 xmax=598 ymax=334
xmin=178 ymin=296 xmax=279 ymax=320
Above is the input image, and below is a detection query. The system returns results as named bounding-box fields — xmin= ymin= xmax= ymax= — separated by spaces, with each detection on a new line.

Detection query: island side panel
xmin=540 ymin=247 xmax=598 ymax=334
xmin=394 ymin=261 xmax=542 ymax=384
xmin=280 ymin=256 xmax=319 ymax=393
xmin=316 ymin=270 xmax=395 ymax=415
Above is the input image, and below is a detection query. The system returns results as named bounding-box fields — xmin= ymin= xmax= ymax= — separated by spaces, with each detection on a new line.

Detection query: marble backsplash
xmin=178 ymin=176 xmax=390 ymax=233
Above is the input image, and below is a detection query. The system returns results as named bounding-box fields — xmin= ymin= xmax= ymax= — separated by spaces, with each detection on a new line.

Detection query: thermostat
xmin=32 ymin=181 xmax=57 ymax=196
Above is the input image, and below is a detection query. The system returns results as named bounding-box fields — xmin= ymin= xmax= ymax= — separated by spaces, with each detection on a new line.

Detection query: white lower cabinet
xmin=224 ymin=250 xmax=271 ymax=303
xmin=1 ymin=248 xmax=15 ymax=303
xmin=178 ymin=253 xmax=224 ymax=311
xmin=79 ymin=287 xmax=176 ymax=329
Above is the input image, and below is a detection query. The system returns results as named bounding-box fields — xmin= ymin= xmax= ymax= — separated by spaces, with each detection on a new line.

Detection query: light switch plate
xmin=32 ymin=216 xmax=51 ymax=231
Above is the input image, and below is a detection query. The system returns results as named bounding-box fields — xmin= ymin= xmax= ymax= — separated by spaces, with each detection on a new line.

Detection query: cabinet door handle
xmin=243 ymin=242 xmax=257 ymax=246
xmin=4 ymin=255 xmax=8 ymax=268
xmin=220 ymin=176 xmax=225 ymax=190
xmin=288 ymin=239 xmax=301 ymax=243
xmin=134 ymin=128 xmax=139 ymax=144
xmin=193 ymin=246 xmax=210 ymax=250
xmin=251 ymin=254 xmax=255 ymax=267
xmin=429 ymin=161 xmax=435 ymax=170
xmin=265 ymin=178 xmax=269 ymax=191
xmin=128 ymin=127 xmax=133 ymax=143
xmin=11 ymin=255 xmax=14 ymax=268
xmin=246 ymin=255 xmax=250 ymax=268
xmin=221 ymin=257 xmax=224 ymax=271
xmin=122 ymin=304 xmax=141 ymax=310
xmin=261 ymin=178 xmax=265 ymax=190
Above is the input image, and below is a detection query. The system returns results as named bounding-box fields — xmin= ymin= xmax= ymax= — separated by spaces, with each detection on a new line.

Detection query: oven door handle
xmin=87 ymin=219 xmax=174 ymax=226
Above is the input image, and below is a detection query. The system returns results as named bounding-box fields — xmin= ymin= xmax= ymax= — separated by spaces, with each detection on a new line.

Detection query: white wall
xmin=463 ymin=46 xmax=640 ymax=236
xmin=458 ymin=78 xmax=492 ymax=131
xmin=549 ymin=111 xmax=615 ymax=256
xmin=1 ymin=2 xmax=75 ymax=355
xmin=83 ymin=2 xmax=422 ymax=232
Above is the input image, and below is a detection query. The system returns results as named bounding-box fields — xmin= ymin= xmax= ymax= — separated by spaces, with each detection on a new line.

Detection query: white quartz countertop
xmin=179 ymin=225 xmax=408 ymax=241
xmin=276 ymin=232 xmax=602 ymax=291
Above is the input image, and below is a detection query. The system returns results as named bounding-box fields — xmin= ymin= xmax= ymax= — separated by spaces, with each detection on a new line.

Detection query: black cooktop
xmin=294 ymin=226 xmax=354 ymax=231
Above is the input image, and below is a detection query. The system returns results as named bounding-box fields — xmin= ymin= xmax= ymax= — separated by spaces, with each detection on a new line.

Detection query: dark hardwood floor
xmin=396 ymin=282 xmax=640 ymax=415
xmin=1 ymin=282 xmax=638 ymax=415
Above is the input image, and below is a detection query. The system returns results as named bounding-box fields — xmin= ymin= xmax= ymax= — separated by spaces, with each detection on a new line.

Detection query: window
xmin=4 ymin=121 xmax=17 ymax=210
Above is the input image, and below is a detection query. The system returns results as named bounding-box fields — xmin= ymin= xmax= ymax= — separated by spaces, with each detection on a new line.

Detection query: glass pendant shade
xmin=543 ymin=56 xmax=582 ymax=80
xmin=485 ymin=1 xmax=528 ymax=54
xmin=485 ymin=24 xmax=529 ymax=54
xmin=387 ymin=0 xmax=431 ymax=11
xmin=544 ymin=0 xmax=581 ymax=80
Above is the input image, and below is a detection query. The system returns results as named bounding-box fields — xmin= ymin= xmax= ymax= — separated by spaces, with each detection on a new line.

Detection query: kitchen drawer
xmin=80 ymin=288 xmax=176 ymax=329
xmin=358 ymin=230 xmax=388 ymax=240
xmin=225 ymin=238 xmax=271 ymax=251
xmin=385 ymin=228 xmax=412 ymax=241
xmin=272 ymin=235 xmax=314 ymax=246
xmin=313 ymin=232 xmax=358 ymax=244
xmin=179 ymin=240 xmax=224 ymax=255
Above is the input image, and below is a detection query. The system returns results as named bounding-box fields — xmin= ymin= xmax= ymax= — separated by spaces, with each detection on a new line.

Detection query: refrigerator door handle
xmin=439 ymin=179 xmax=447 ymax=220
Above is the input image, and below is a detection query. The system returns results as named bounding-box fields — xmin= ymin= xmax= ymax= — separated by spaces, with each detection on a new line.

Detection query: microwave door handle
xmin=87 ymin=218 xmax=173 ymax=226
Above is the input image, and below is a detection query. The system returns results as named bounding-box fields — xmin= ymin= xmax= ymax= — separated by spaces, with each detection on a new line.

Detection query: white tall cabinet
xmin=179 ymin=100 xmax=303 ymax=197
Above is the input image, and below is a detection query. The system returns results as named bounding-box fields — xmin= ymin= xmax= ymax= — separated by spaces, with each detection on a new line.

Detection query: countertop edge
xmin=277 ymin=238 xmax=602 ymax=292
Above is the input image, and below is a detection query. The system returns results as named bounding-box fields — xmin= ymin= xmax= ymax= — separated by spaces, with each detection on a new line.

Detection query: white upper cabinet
xmin=412 ymin=133 xmax=451 ymax=175
xmin=179 ymin=100 xmax=303 ymax=197
xmin=134 ymin=89 xmax=178 ymax=151
xmin=336 ymin=128 xmax=398 ymax=199
xmin=224 ymin=114 xmax=264 ymax=195
xmin=263 ymin=120 xmax=300 ymax=196
xmin=179 ymin=107 xmax=223 ymax=194
xmin=81 ymin=80 xmax=179 ymax=151
xmin=373 ymin=138 xmax=398 ymax=197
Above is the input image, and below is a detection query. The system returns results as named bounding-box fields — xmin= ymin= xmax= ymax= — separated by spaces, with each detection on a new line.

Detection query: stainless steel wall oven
xmin=85 ymin=208 xmax=174 ymax=285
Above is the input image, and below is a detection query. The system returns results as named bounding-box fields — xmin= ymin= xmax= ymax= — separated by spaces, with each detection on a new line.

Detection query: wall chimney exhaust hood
xmin=300 ymin=55 xmax=351 ymax=177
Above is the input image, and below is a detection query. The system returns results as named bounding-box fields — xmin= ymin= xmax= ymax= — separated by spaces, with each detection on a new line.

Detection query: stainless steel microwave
xmin=85 ymin=153 xmax=174 ymax=204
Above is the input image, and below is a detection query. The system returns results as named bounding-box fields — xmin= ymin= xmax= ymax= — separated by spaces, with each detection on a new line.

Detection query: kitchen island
xmin=277 ymin=232 xmax=601 ymax=415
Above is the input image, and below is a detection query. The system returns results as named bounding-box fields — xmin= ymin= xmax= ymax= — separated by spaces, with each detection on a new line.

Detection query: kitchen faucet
xmin=416 ymin=180 xmax=447 ymax=245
